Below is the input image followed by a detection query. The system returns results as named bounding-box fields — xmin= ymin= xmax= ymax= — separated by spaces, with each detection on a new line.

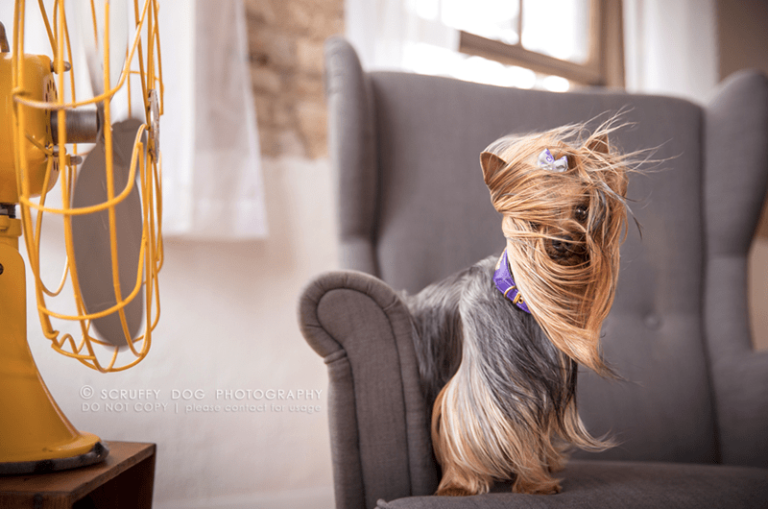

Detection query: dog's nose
xmin=552 ymin=238 xmax=569 ymax=253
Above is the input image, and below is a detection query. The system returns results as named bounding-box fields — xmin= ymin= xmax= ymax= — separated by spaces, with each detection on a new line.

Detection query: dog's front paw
xmin=512 ymin=477 xmax=562 ymax=495
xmin=541 ymin=482 xmax=562 ymax=495
xmin=436 ymin=485 xmax=475 ymax=497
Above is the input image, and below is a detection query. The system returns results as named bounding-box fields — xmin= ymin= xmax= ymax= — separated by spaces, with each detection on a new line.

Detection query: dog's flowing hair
xmin=406 ymin=118 xmax=632 ymax=496
xmin=484 ymin=121 xmax=629 ymax=376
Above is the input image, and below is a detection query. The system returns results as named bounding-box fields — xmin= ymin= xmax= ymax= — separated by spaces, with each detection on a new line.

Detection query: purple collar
xmin=493 ymin=250 xmax=531 ymax=314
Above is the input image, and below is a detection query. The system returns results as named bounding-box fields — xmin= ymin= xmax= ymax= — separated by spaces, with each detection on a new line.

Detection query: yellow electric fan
xmin=0 ymin=0 xmax=162 ymax=474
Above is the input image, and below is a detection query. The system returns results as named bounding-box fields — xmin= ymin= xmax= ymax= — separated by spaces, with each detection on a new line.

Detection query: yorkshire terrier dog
xmin=405 ymin=119 xmax=631 ymax=496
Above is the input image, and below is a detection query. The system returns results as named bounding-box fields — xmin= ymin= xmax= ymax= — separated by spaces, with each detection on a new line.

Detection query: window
xmin=402 ymin=0 xmax=624 ymax=92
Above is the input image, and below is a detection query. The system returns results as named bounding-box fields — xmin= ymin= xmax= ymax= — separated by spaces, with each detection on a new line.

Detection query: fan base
xmin=0 ymin=441 xmax=109 ymax=476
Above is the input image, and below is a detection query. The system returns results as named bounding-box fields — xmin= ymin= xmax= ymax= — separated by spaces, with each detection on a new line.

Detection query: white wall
xmin=25 ymin=156 xmax=338 ymax=508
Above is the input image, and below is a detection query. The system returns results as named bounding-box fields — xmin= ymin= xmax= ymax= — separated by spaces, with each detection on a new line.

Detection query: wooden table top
xmin=0 ymin=441 xmax=155 ymax=498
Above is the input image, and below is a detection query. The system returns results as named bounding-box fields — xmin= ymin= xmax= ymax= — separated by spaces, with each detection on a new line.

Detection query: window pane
xmin=403 ymin=43 xmax=570 ymax=92
xmin=522 ymin=0 xmax=590 ymax=63
xmin=440 ymin=0 xmax=520 ymax=45
xmin=540 ymin=74 xmax=572 ymax=92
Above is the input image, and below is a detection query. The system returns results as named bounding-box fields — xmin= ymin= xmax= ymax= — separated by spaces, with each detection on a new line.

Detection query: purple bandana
xmin=493 ymin=249 xmax=531 ymax=314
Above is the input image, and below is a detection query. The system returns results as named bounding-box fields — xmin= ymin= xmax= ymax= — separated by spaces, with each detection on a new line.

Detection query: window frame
xmin=457 ymin=0 xmax=625 ymax=88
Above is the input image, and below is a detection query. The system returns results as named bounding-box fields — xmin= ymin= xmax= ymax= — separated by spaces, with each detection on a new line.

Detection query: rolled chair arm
xmin=299 ymin=270 xmax=439 ymax=509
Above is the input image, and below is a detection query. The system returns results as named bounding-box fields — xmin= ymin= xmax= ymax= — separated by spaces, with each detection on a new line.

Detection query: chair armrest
xmin=299 ymin=270 xmax=439 ymax=509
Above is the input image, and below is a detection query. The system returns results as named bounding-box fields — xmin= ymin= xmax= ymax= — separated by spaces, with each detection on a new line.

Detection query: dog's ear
xmin=586 ymin=134 xmax=610 ymax=155
xmin=480 ymin=152 xmax=507 ymax=184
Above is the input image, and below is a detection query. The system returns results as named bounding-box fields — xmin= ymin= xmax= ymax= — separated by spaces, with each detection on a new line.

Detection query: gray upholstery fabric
xmin=703 ymin=70 xmax=768 ymax=468
xmin=300 ymin=271 xmax=438 ymax=509
xmin=299 ymin=36 xmax=768 ymax=508
xmin=325 ymin=38 xmax=380 ymax=275
xmin=376 ymin=460 xmax=768 ymax=509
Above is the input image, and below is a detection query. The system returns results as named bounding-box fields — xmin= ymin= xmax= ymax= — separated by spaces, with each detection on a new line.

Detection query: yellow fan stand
xmin=0 ymin=0 xmax=163 ymax=474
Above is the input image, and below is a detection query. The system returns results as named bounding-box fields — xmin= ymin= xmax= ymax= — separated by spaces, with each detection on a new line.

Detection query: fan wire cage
xmin=9 ymin=0 xmax=163 ymax=372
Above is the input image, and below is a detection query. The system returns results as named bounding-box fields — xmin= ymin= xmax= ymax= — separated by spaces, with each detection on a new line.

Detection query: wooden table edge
xmin=0 ymin=440 xmax=156 ymax=503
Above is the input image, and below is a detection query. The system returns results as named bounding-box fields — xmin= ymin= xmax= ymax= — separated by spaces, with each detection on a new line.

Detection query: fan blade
xmin=107 ymin=0 xmax=131 ymax=94
xmin=72 ymin=0 xmax=131 ymax=101
xmin=71 ymin=119 xmax=144 ymax=346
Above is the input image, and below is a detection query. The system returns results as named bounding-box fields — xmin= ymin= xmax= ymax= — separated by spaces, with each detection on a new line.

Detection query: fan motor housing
xmin=0 ymin=53 xmax=58 ymax=204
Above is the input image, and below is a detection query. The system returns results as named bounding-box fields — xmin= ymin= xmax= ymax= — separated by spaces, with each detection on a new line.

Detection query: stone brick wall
xmin=245 ymin=0 xmax=344 ymax=159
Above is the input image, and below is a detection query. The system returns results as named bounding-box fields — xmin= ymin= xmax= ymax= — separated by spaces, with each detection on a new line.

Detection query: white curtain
xmin=161 ymin=0 xmax=267 ymax=239
xmin=345 ymin=0 xmax=458 ymax=70
xmin=623 ymin=0 xmax=719 ymax=104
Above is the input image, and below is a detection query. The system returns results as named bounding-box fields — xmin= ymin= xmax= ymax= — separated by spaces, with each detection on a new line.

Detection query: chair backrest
xmin=326 ymin=36 xmax=768 ymax=467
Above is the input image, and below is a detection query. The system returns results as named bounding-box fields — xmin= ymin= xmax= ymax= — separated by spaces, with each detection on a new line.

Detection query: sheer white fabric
xmin=345 ymin=0 xmax=459 ymax=70
xmin=623 ymin=0 xmax=718 ymax=103
xmin=161 ymin=0 xmax=267 ymax=239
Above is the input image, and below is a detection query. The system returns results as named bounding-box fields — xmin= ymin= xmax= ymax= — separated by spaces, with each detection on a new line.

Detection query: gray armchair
xmin=299 ymin=37 xmax=768 ymax=509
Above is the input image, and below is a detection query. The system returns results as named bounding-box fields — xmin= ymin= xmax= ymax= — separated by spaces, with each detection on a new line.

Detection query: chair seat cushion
xmin=376 ymin=460 xmax=768 ymax=509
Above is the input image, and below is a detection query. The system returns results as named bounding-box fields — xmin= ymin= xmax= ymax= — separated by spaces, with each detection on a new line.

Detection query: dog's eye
xmin=575 ymin=205 xmax=588 ymax=222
